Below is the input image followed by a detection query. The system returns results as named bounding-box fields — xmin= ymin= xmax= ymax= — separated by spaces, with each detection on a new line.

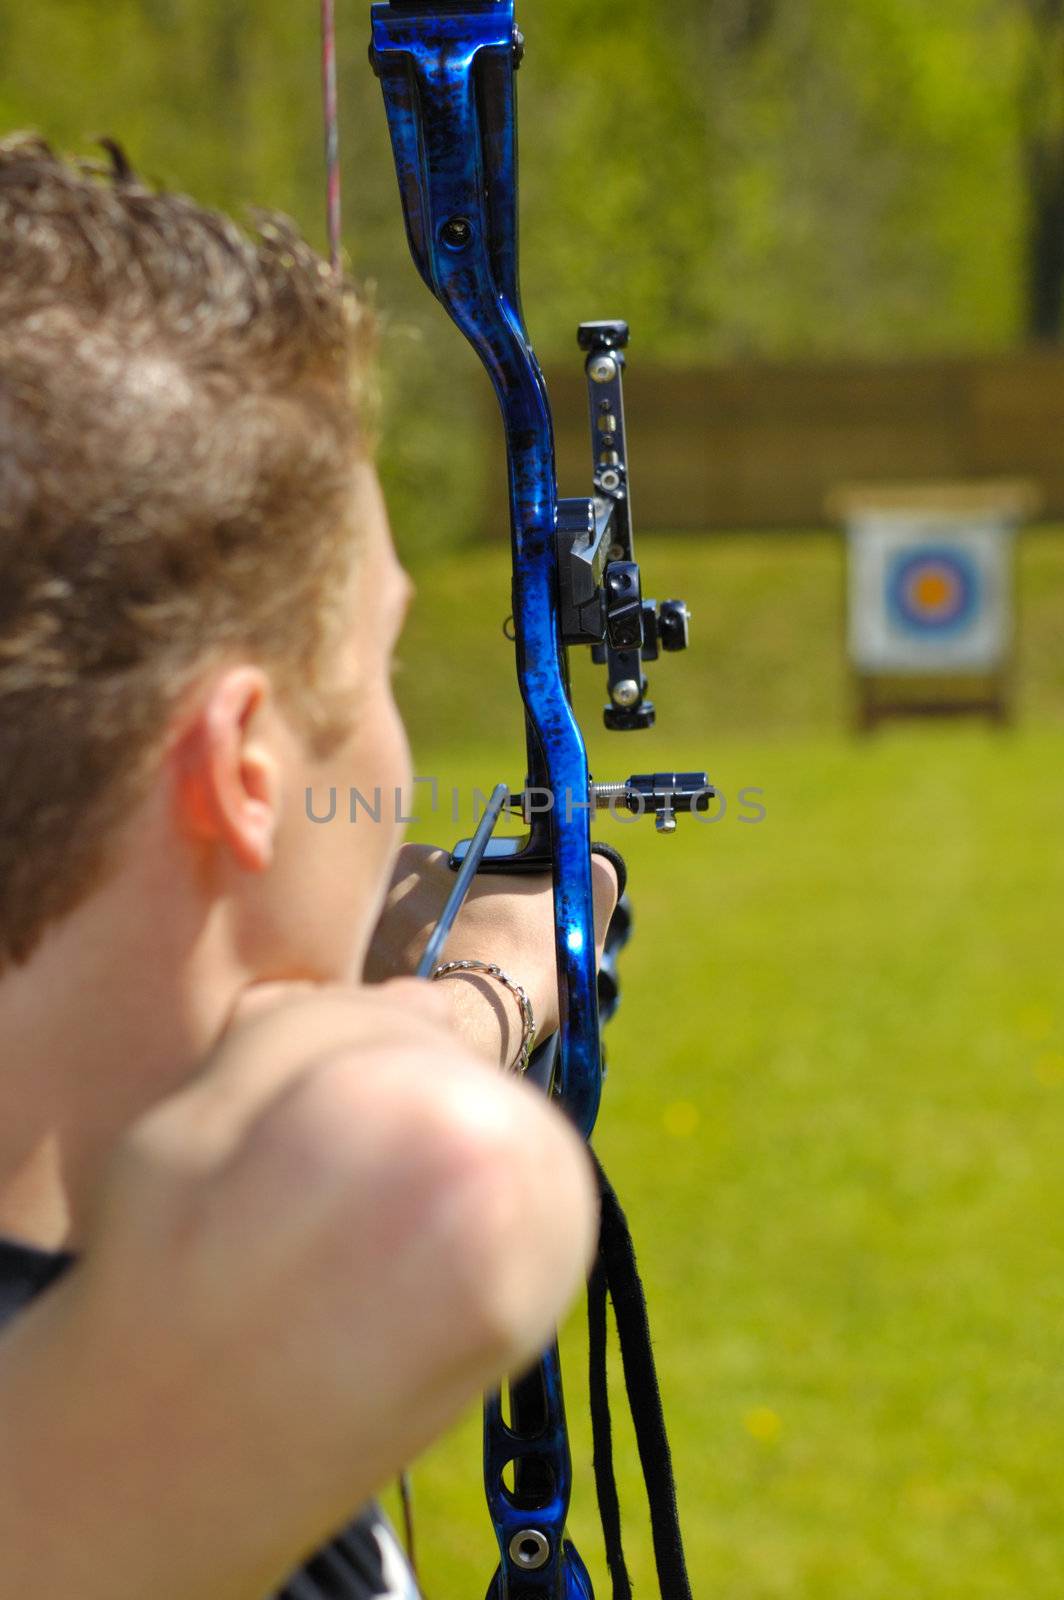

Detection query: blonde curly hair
xmin=0 ymin=136 xmax=376 ymax=967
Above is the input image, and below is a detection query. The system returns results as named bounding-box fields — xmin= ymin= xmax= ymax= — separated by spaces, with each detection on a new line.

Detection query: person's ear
xmin=171 ymin=667 xmax=280 ymax=872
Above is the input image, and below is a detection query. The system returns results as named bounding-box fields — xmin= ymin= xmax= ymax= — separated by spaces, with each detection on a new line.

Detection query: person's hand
xmin=363 ymin=844 xmax=619 ymax=1065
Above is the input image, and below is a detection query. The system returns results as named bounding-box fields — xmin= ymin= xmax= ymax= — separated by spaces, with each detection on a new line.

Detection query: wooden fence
xmin=482 ymin=350 xmax=1064 ymax=532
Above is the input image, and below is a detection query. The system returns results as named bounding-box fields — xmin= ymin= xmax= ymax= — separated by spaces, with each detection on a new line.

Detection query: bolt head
xmin=508 ymin=1529 xmax=550 ymax=1571
xmin=441 ymin=216 xmax=472 ymax=249
xmin=589 ymin=355 xmax=618 ymax=384
xmin=658 ymin=598 xmax=691 ymax=651
xmin=611 ymin=678 xmax=641 ymax=708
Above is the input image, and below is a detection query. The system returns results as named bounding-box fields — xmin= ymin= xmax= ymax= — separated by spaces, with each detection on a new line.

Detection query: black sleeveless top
xmin=0 ymin=1237 xmax=419 ymax=1600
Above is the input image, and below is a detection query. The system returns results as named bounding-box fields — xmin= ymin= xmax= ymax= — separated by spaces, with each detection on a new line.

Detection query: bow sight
xmin=471 ymin=324 xmax=713 ymax=861
xmin=461 ymin=315 xmax=713 ymax=854
xmin=562 ymin=319 xmax=692 ymax=733
xmin=552 ymin=317 xmax=711 ymax=836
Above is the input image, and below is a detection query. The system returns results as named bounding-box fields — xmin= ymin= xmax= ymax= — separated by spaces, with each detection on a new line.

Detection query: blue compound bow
xmin=324 ymin=5 xmax=708 ymax=1596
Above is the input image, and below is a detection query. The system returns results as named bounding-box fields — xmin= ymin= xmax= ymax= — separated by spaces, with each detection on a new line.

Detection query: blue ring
xmin=886 ymin=545 xmax=979 ymax=637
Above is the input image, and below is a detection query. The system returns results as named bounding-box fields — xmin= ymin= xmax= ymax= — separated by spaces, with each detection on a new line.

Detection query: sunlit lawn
xmin=384 ymin=528 xmax=1064 ymax=1599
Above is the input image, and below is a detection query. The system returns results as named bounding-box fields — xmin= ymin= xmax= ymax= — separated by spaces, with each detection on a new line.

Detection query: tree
xmin=1017 ymin=0 xmax=1064 ymax=339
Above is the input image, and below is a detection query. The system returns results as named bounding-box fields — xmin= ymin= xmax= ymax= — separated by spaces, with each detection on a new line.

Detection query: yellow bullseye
xmin=911 ymin=569 xmax=953 ymax=611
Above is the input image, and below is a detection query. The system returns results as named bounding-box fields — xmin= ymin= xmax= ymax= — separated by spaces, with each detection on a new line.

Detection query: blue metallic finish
xmin=483 ymin=1346 xmax=592 ymax=1600
xmin=370 ymin=6 xmax=603 ymax=1596
xmin=370 ymin=2 xmax=601 ymax=1147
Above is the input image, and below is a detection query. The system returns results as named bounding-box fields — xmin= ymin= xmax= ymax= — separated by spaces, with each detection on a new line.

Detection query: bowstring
xmin=320 ymin=0 xmax=342 ymax=273
xmin=321 ymin=0 xmax=421 ymax=1578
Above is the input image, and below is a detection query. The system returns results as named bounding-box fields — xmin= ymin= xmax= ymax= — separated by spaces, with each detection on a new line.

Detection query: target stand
xmin=828 ymin=482 xmax=1039 ymax=733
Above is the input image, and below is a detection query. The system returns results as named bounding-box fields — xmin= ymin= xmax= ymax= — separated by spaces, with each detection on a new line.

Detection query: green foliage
xmin=509 ymin=0 xmax=1028 ymax=360
xmin=0 ymin=0 xmax=1053 ymax=553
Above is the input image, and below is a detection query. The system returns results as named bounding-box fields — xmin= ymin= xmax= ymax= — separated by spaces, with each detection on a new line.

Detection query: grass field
xmin=385 ymin=527 xmax=1064 ymax=1599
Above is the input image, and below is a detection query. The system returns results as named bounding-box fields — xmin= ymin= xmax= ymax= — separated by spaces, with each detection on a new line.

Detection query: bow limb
xmin=371 ymin=3 xmax=602 ymax=1137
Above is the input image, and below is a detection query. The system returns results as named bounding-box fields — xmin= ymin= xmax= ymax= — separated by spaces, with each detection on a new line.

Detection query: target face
xmin=886 ymin=546 xmax=980 ymax=637
xmin=847 ymin=515 xmax=1013 ymax=673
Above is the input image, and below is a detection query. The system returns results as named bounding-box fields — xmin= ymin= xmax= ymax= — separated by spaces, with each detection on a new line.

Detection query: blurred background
xmin=3 ymin=2 xmax=1063 ymax=1595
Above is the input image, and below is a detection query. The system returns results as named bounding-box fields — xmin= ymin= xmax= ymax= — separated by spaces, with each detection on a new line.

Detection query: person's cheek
xmin=346 ymin=687 xmax=412 ymax=944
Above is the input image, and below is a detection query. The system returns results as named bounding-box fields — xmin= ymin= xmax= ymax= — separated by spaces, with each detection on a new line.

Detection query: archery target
xmin=887 ymin=546 xmax=979 ymax=637
xmin=847 ymin=514 xmax=1013 ymax=672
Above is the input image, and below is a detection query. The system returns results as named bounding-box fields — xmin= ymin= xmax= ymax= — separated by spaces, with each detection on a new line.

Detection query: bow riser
xmin=372 ymin=3 xmax=602 ymax=1141
xmin=372 ymin=8 xmax=602 ymax=1597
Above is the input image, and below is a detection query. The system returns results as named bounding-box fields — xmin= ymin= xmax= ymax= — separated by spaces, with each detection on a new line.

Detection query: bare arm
xmin=364 ymin=845 xmax=620 ymax=1065
xmin=0 ymin=983 xmax=597 ymax=1600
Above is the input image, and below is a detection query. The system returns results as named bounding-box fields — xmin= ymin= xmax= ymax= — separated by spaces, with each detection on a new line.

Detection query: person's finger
xmin=590 ymin=853 xmax=620 ymax=922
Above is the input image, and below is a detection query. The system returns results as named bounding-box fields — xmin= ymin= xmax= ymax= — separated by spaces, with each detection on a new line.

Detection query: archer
xmin=0 ymin=138 xmax=618 ymax=1600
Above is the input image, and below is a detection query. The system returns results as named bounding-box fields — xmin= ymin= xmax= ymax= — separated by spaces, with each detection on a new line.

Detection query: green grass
xmin=386 ymin=527 xmax=1064 ymax=1599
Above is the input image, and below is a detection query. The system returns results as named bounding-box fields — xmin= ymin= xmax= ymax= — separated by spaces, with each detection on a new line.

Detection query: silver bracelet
xmin=430 ymin=959 xmax=536 ymax=1074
